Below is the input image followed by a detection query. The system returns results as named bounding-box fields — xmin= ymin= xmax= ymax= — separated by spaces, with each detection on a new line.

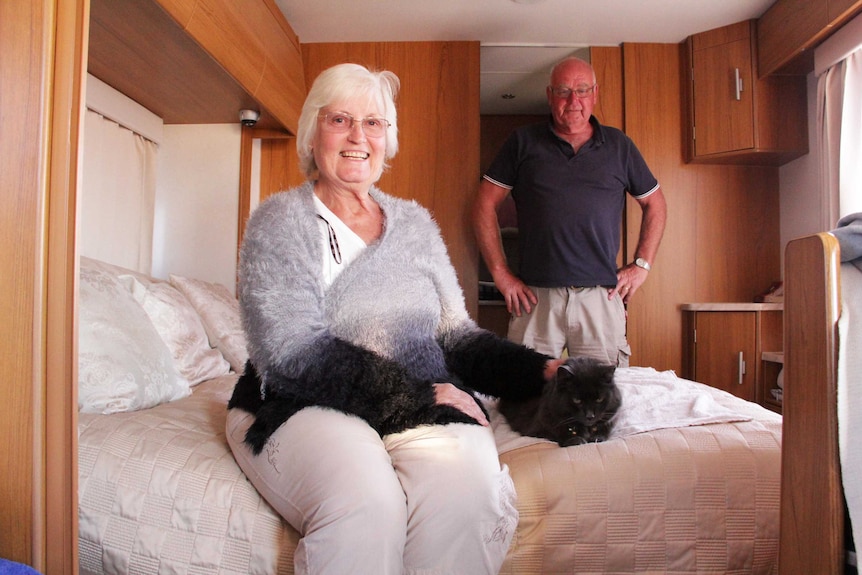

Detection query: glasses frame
xmin=318 ymin=112 xmax=391 ymax=137
xmin=549 ymin=84 xmax=597 ymax=99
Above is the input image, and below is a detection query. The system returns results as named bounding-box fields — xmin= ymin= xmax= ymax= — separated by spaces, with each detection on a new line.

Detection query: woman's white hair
xmin=296 ymin=63 xmax=400 ymax=178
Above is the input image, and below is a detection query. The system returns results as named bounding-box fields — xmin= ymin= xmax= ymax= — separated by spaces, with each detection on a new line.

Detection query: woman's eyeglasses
xmin=319 ymin=113 xmax=390 ymax=137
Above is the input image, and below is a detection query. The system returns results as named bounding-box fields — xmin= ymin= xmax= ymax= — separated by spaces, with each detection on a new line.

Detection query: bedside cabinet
xmin=682 ymin=303 xmax=783 ymax=412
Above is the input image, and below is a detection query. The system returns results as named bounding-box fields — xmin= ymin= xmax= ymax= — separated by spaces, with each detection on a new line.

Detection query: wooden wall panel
xmin=299 ymin=42 xmax=481 ymax=317
xmin=480 ymin=114 xmax=545 ymax=174
xmin=0 ymin=0 xmax=43 ymax=563
xmin=259 ymin=137 xmax=304 ymax=198
xmin=622 ymin=43 xmax=699 ymax=371
xmin=693 ymin=166 xmax=780 ymax=300
xmin=591 ymin=46 xmax=625 ymax=271
xmin=591 ymin=46 xmax=624 ymax=130
xmin=622 ymin=43 xmax=780 ymax=373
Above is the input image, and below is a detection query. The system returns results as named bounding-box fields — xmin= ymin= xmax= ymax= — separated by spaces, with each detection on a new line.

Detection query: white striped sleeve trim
xmin=632 ymin=182 xmax=660 ymax=199
xmin=483 ymin=175 xmax=514 ymax=190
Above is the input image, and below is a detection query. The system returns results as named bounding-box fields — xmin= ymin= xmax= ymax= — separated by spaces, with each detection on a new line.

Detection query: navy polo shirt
xmin=484 ymin=116 xmax=659 ymax=288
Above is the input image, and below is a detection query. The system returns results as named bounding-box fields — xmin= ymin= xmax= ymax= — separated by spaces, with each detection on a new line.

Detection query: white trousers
xmin=226 ymin=406 xmax=518 ymax=575
xmin=508 ymin=286 xmax=631 ymax=366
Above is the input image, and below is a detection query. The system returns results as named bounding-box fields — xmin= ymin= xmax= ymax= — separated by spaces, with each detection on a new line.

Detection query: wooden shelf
xmin=761 ymin=352 xmax=784 ymax=414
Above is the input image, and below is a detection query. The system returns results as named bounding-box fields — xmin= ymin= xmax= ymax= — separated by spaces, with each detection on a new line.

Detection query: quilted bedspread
xmin=494 ymin=371 xmax=783 ymax=575
xmin=78 ymin=371 xmax=782 ymax=574
xmin=78 ymin=375 xmax=299 ymax=574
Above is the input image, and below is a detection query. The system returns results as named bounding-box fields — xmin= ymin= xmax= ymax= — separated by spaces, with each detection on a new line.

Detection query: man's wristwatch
xmin=634 ymin=257 xmax=651 ymax=271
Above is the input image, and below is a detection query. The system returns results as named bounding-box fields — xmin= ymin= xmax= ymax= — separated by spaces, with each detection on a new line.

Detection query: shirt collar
xmin=546 ymin=114 xmax=606 ymax=149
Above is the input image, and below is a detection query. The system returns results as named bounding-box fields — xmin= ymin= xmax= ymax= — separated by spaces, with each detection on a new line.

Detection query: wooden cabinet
xmin=684 ymin=20 xmax=808 ymax=166
xmin=682 ymin=304 xmax=783 ymax=410
xmin=757 ymin=0 xmax=862 ymax=76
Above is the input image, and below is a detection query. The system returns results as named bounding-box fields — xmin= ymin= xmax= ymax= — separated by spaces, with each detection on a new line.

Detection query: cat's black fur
xmin=229 ymin=333 xmax=551 ymax=455
xmin=230 ymin=358 xmax=483 ymax=455
xmin=498 ymin=356 xmax=621 ymax=447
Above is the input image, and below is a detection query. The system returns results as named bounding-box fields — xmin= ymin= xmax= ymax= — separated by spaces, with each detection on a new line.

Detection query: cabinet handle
xmin=734 ymin=68 xmax=743 ymax=101
xmin=738 ymin=351 xmax=746 ymax=384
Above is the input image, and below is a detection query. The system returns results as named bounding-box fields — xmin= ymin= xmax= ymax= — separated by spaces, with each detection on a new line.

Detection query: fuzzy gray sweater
xmin=229 ymin=182 xmax=549 ymax=449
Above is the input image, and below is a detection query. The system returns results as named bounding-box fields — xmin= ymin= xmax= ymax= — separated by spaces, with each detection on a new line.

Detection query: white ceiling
xmin=274 ymin=0 xmax=775 ymax=114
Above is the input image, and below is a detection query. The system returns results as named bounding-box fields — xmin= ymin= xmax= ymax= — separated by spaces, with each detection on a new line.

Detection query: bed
xmin=778 ymin=224 xmax=861 ymax=575
xmin=76 ymin=256 xmax=783 ymax=574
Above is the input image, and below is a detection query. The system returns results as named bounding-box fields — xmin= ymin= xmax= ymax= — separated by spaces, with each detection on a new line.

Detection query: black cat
xmin=498 ymin=356 xmax=620 ymax=447
xmin=228 ymin=332 xmax=552 ymax=455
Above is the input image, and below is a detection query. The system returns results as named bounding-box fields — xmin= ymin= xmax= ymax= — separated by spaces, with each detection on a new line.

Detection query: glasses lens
xmin=551 ymin=87 xmax=572 ymax=99
xmin=321 ymin=113 xmax=388 ymax=137
xmin=324 ymin=113 xmax=351 ymax=130
xmin=361 ymin=118 xmax=388 ymax=137
xmin=574 ymin=85 xmax=595 ymax=97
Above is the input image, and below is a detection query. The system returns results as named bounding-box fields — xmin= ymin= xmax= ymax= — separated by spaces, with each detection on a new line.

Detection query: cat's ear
xmin=557 ymin=362 xmax=576 ymax=380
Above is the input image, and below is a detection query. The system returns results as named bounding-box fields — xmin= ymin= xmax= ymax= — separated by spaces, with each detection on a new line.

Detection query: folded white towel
xmin=609 ymin=367 xmax=752 ymax=435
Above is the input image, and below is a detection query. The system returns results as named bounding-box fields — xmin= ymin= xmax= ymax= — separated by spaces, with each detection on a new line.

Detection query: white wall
xmin=83 ymin=76 xmax=242 ymax=294
xmin=779 ymin=72 xmax=822 ymax=261
xmin=153 ymin=124 xmax=242 ymax=295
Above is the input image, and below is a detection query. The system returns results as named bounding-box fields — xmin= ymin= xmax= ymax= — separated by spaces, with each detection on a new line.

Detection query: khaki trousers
xmin=226 ymin=406 xmax=517 ymax=575
xmin=508 ymin=285 xmax=631 ymax=366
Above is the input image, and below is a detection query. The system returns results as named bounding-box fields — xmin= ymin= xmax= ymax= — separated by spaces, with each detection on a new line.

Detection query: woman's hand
xmin=433 ymin=383 xmax=489 ymax=426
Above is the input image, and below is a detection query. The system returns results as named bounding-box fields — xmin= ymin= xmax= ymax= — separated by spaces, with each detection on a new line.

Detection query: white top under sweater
xmin=313 ymin=193 xmax=367 ymax=286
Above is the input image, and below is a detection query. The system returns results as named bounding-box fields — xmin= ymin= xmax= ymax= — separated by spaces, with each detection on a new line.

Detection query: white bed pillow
xmin=121 ymin=275 xmax=231 ymax=385
xmin=169 ymin=274 xmax=248 ymax=372
xmin=78 ymin=264 xmax=190 ymax=414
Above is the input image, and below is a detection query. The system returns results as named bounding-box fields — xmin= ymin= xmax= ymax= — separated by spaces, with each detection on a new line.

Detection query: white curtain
xmin=819 ymin=41 xmax=862 ymax=566
xmin=818 ymin=47 xmax=862 ymax=225
xmin=817 ymin=60 xmax=843 ymax=230
xmin=838 ymin=49 xmax=862 ymax=218
xmin=80 ymin=110 xmax=158 ymax=274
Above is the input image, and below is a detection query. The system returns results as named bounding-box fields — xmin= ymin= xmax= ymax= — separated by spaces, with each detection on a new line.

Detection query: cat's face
xmin=544 ymin=356 xmax=620 ymax=446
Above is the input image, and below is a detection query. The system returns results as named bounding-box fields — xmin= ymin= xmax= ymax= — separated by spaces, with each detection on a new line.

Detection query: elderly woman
xmin=226 ymin=63 xmax=562 ymax=575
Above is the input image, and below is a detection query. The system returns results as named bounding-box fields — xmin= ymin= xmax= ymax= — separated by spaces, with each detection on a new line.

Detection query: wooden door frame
xmin=237 ymin=127 xmax=295 ymax=266
xmin=44 ymin=0 xmax=88 ymax=572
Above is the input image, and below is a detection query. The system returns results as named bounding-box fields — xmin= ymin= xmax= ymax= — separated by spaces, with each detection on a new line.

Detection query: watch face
xmin=635 ymin=258 xmax=650 ymax=271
